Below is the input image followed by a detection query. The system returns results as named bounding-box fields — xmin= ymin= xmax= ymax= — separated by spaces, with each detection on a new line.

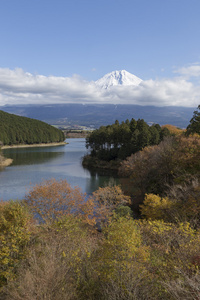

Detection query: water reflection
xmin=3 ymin=147 xmax=65 ymax=166
xmin=84 ymin=167 xmax=119 ymax=195
xmin=0 ymin=139 xmax=120 ymax=201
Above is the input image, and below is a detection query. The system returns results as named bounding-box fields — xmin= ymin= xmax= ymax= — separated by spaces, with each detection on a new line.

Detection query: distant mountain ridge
xmin=95 ymin=70 xmax=142 ymax=89
xmin=0 ymin=104 xmax=195 ymax=129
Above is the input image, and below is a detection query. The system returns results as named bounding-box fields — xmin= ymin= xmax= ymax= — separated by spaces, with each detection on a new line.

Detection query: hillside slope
xmin=0 ymin=110 xmax=65 ymax=146
xmin=0 ymin=104 xmax=195 ymax=129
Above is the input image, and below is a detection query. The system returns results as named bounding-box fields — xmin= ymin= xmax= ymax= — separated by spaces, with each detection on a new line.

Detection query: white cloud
xmin=0 ymin=67 xmax=199 ymax=107
xmin=174 ymin=63 xmax=200 ymax=78
xmin=98 ymin=78 xmax=199 ymax=107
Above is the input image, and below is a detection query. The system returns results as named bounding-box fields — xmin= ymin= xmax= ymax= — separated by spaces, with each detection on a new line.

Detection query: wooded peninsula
xmin=0 ymin=110 xmax=65 ymax=167
xmin=0 ymin=110 xmax=65 ymax=146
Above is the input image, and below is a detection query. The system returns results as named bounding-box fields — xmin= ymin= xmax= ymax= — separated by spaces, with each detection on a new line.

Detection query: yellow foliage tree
xmin=137 ymin=219 xmax=200 ymax=298
xmin=0 ymin=201 xmax=34 ymax=287
xmin=138 ymin=220 xmax=200 ymax=276
xmin=140 ymin=193 xmax=173 ymax=220
xmin=96 ymin=217 xmax=149 ymax=281
xmin=2 ymin=215 xmax=98 ymax=300
xmin=162 ymin=124 xmax=184 ymax=136
xmin=140 ymin=183 xmax=200 ymax=227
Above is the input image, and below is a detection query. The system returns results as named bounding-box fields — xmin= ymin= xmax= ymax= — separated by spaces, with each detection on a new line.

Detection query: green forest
xmin=1 ymin=107 xmax=200 ymax=299
xmin=85 ymin=118 xmax=170 ymax=160
xmin=0 ymin=110 xmax=65 ymax=146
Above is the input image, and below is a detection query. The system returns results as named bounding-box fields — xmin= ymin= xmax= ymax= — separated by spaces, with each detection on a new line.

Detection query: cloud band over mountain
xmin=0 ymin=65 xmax=199 ymax=107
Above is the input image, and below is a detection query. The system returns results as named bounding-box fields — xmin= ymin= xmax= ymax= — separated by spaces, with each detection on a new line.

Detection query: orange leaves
xmin=24 ymin=179 xmax=131 ymax=228
xmin=25 ymin=179 xmax=96 ymax=226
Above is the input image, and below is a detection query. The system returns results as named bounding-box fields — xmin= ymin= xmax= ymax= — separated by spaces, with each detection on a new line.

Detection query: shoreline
xmin=0 ymin=158 xmax=13 ymax=167
xmin=1 ymin=141 xmax=67 ymax=150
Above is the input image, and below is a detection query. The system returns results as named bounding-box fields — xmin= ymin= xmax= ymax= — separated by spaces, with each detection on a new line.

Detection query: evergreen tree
xmin=85 ymin=118 xmax=169 ymax=163
xmin=186 ymin=105 xmax=200 ymax=135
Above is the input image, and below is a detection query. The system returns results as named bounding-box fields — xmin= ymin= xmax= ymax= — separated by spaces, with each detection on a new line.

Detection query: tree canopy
xmin=0 ymin=110 xmax=65 ymax=145
xmin=85 ymin=118 xmax=170 ymax=161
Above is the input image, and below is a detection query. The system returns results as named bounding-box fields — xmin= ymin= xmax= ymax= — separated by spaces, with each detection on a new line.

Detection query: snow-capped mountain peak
xmin=95 ymin=70 xmax=142 ymax=89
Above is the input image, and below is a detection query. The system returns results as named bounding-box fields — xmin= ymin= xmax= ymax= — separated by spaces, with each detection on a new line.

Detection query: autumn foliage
xmin=119 ymin=135 xmax=200 ymax=209
xmin=0 ymin=201 xmax=34 ymax=287
xmin=1 ymin=177 xmax=200 ymax=299
xmin=161 ymin=124 xmax=184 ymax=135
xmin=90 ymin=185 xmax=131 ymax=223
xmin=24 ymin=179 xmax=96 ymax=226
xmin=2 ymin=108 xmax=200 ymax=299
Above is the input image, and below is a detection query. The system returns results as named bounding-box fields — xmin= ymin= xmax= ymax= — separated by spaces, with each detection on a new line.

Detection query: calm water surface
xmin=0 ymin=138 xmax=118 ymax=201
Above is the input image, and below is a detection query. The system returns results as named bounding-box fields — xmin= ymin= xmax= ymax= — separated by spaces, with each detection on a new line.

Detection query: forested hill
xmin=0 ymin=110 xmax=65 ymax=146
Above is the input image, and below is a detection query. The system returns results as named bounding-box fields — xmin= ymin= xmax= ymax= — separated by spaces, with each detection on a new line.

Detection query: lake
xmin=0 ymin=138 xmax=119 ymax=201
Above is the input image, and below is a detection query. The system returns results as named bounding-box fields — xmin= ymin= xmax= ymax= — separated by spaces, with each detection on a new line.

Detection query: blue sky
xmin=0 ymin=0 xmax=200 ymax=106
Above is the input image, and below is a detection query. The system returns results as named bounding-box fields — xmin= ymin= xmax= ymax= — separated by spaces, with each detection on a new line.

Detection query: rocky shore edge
xmin=0 ymin=157 xmax=13 ymax=168
xmin=1 ymin=141 xmax=67 ymax=150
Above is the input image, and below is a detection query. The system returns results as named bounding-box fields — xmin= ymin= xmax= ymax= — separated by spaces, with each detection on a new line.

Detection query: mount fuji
xmin=0 ymin=70 xmax=194 ymax=129
xmin=95 ymin=70 xmax=142 ymax=89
